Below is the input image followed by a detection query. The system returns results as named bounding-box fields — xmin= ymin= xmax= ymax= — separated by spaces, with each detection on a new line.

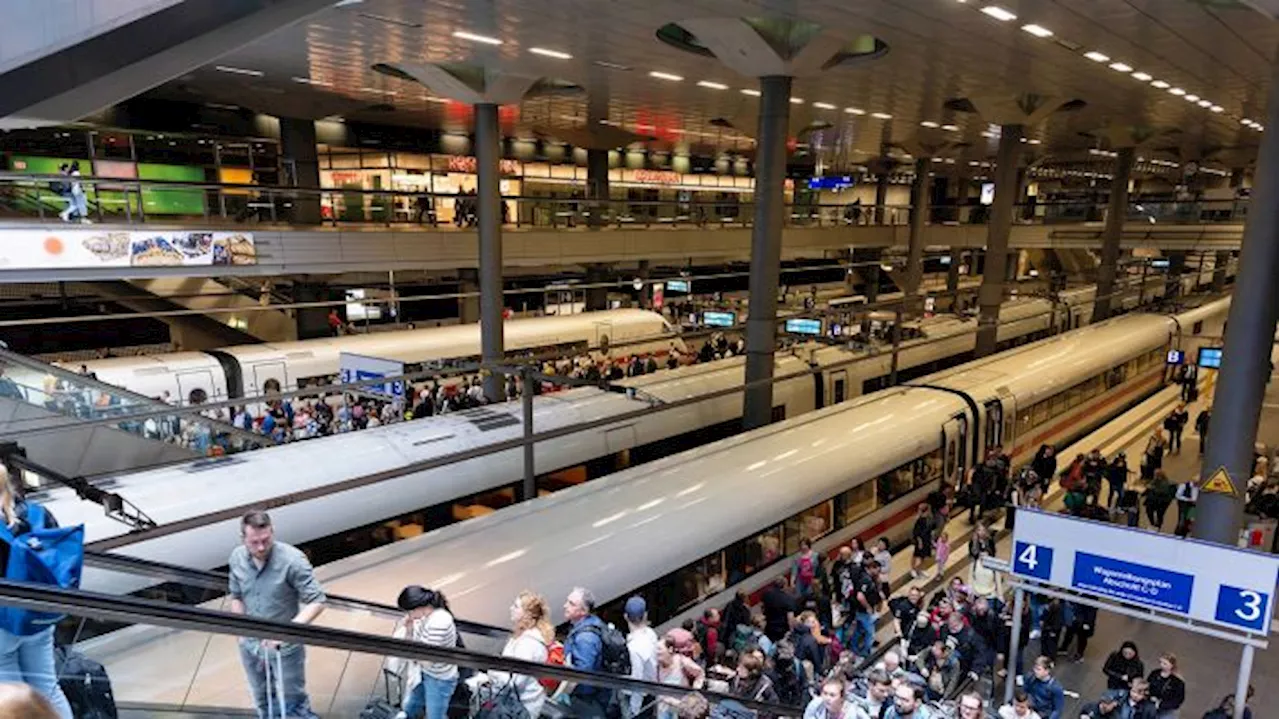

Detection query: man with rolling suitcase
xmin=229 ymin=511 xmax=327 ymax=719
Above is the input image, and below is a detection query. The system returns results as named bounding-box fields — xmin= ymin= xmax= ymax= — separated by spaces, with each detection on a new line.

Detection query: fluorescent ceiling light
xmin=1241 ymin=118 xmax=1254 ymax=125
xmin=1026 ymin=138 xmax=1041 ymax=144
xmin=920 ymin=120 xmax=940 ymax=128
xmin=941 ymin=124 xmax=959 ymax=131
xmin=361 ymin=87 xmax=398 ymax=95
xmin=981 ymin=6 xmax=1017 ymax=21
xmin=453 ymin=30 xmax=502 ymax=44
xmin=845 ymin=107 xmax=865 ymax=114
xmin=204 ymin=102 xmax=239 ymax=110
xmin=1168 ymin=87 xmax=1186 ymax=96
xmin=1184 ymin=94 xmax=1200 ymax=102
xmin=1197 ymin=99 xmax=1212 ymax=107
xmin=1210 ymin=105 xmax=1224 ymax=112
xmin=740 ymin=88 xmax=761 ymax=96
xmin=1108 ymin=62 xmax=1133 ymax=72
xmin=1150 ymin=79 xmax=1170 ymax=89
xmin=871 ymin=112 xmax=892 ymax=119
xmin=593 ymin=60 xmax=632 ymax=70
xmin=292 ymin=76 xmax=332 ymax=86
xmin=1131 ymin=71 xmax=1152 ymax=81
xmin=1021 ymin=24 xmax=1053 ymax=37
xmin=215 ymin=65 xmax=264 ymax=76
xmin=425 ymin=96 xmax=449 ymax=103
xmin=790 ymin=97 xmax=805 ymax=104
xmin=813 ymin=102 xmax=836 ymax=109
xmin=649 ymin=71 xmax=683 ymax=81
xmin=1083 ymin=51 xmax=1110 ymax=62
xmin=697 ymin=80 xmax=728 ymax=90
xmin=529 ymin=47 xmax=572 ymax=59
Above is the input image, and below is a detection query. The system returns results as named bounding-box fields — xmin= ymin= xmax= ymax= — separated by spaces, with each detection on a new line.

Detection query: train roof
xmin=314 ymin=384 xmax=966 ymax=626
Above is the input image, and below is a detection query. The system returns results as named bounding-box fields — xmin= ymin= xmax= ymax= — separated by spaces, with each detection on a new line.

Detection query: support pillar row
xmin=742 ymin=75 xmax=792 ymax=431
xmin=475 ymin=103 xmax=506 ymax=403
xmin=974 ymin=124 xmax=1023 ymax=357
xmin=1092 ymin=147 xmax=1134 ymax=322
xmin=1194 ymin=86 xmax=1278 ymax=545
xmin=905 ymin=157 xmax=930 ymax=298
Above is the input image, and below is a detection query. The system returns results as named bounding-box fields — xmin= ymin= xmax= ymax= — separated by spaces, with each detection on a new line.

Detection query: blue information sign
xmin=1070 ymin=551 xmax=1195 ymax=613
xmin=1011 ymin=509 xmax=1278 ymax=634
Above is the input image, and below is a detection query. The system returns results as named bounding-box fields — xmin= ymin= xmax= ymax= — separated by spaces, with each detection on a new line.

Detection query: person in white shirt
xmin=999 ymin=689 xmax=1042 ymax=719
xmin=622 ymin=596 xmax=659 ymax=719
xmin=473 ymin=591 xmax=553 ymax=718
xmin=1174 ymin=481 xmax=1199 ymax=536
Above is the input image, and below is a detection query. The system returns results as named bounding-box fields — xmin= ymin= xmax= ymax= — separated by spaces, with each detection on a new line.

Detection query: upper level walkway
xmin=0 ymin=172 xmax=1245 ymax=281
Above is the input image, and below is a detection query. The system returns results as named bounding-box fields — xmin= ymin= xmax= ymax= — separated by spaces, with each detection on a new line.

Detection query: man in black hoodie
xmin=1101 ymin=641 xmax=1144 ymax=691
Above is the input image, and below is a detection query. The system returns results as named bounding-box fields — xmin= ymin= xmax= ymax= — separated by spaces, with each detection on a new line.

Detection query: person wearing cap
xmin=623 ymin=596 xmax=658 ymax=719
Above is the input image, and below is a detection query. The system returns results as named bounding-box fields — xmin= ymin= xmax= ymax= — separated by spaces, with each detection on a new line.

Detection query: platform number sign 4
xmin=1214 ymin=585 xmax=1271 ymax=633
xmin=1013 ymin=541 xmax=1054 ymax=581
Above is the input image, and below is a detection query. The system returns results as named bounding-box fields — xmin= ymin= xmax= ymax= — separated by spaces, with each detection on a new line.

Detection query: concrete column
xmin=475 ymin=103 xmax=505 ymax=403
xmin=587 ymin=148 xmax=609 ymax=228
xmin=293 ymin=281 xmax=339 ymax=339
xmin=584 ymin=264 xmax=610 ymax=311
xmin=458 ymin=268 xmax=480 ymax=324
xmin=1092 ymin=147 xmax=1134 ymax=322
xmin=905 ymin=157 xmax=930 ymax=299
xmin=742 ymin=75 xmax=791 ymax=431
xmin=946 ymin=248 xmax=962 ymax=294
xmin=279 ymin=117 xmax=322 ymax=224
xmin=974 ymin=124 xmax=1023 ymax=357
xmin=1194 ymin=88 xmax=1278 ymax=546
xmin=873 ymin=171 xmax=890 ymax=224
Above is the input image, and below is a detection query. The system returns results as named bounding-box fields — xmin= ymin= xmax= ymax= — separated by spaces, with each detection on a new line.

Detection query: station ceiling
xmin=145 ymin=0 xmax=1275 ymax=167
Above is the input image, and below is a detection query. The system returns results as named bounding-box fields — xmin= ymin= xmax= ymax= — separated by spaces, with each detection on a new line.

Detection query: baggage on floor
xmin=57 ymin=648 xmax=117 ymax=719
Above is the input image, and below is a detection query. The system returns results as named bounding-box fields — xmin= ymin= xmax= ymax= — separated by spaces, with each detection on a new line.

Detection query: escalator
xmin=0 ymin=346 xmax=269 ymax=478
xmin=0 ymin=550 xmax=794 ymax=718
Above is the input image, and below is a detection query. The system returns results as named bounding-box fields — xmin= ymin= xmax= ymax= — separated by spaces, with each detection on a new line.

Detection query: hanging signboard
xmin=0 ymin=229 xmax=256 ymax=270
xmin=338 ymin=352 xmax=405 ymax=398
xmin=1011 ymin=508 xmax=1277 ymax=634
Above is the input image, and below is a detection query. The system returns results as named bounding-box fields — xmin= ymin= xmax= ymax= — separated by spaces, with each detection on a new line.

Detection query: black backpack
xmin=49 ymin=179 xmax=70 ymax=195
xmin=57 ymin=648 xmax=118 ymax=719
xmin=584 ymin=622 xmax=632 ymax=675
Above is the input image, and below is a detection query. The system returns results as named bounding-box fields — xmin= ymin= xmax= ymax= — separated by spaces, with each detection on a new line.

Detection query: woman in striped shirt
xmin=396 ymin=586 xmax=458 ymax=719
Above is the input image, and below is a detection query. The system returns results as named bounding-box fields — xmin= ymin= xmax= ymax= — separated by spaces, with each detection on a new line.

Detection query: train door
xmin=594 ymin=322 xmax=613 ymax=354
xmin=829 ymin=369 xmax=848 ymax=405
xmin=942 ymin=414 xmax=969 ymax=489
xmin=175 ymin=370 xmax=217 ymax=405
xmin=251 ymin=361 xmax=288 ymax=397
xmin=983 ymin=390 xmax=1017 ymax=455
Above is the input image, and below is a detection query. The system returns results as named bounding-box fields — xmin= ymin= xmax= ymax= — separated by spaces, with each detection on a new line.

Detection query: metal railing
xmin=0 ymin=171 xmax=1249 ymax=230
xmin=0 ymin=578 xmax=799 ymax=717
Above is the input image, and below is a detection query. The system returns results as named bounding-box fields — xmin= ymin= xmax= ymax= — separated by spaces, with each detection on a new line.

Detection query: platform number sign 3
xmin=1013 ymin=541 xmax=1054 ymax=581
xmin=1214 ymin=585 xmax=1271 ymax=632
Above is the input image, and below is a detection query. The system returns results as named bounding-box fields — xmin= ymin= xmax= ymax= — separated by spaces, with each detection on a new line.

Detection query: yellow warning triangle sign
xmin=1200 ymin=466 xmax=1238 ymax=496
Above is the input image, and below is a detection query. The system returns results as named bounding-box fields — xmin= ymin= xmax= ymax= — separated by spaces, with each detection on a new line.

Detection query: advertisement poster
xmin=0 ymin=229 xmax=256 ymax=270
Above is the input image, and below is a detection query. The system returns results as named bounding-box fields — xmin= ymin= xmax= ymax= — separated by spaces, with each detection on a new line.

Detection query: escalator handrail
xmin=0 ymin=578 xmax=799 ymax=716
xmin=83 ymin=549 xmax=510 ymax=638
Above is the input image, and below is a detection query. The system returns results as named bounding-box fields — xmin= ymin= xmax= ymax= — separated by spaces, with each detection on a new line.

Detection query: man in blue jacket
xmin=1023 ymin=655 xmax=1065 ymax=719
xmin=564 ymin=587 xmax=609 ymax=718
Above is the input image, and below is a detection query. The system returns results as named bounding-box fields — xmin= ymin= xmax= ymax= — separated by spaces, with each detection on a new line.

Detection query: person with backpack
xmin=695 ymin=608 xmax=722 ymax=665
xmin=654 ymin=637 xmax=704 ymax=719
xmin=0 ymin=466 xmax=77 ymax=719
xmin=768 ymin=638 xmax=807 ymax=707
xmin=1143 ymin=472 xmax=1176 ymax=530
xmin=722 ymin=591 xmax=752 ymax=645
xmin=563 ymin=587 xmax=629 ymax=718
xmin=1194 ymin=410 xmax=1211 ymax=456
xmin=910 ymin=504 xmax=933 ymax=579
xmin=1022 ymin=656 xmax=1065 ymax=719
xmin=730 ymin=650 xmax=779 ymax=706
xmin=850 ymin=559 xmax=884 ymax=659
xmin=792 ymin=538 xmax=820 ymax=597
xmin=53 ymin=164 xmax=76 ymax=223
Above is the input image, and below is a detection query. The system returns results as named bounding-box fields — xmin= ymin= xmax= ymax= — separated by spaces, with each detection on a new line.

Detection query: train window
xmin=879 ymin=463 xmax=916 ymax=505
xmin=1049 ymin=393 xmax=1067 ymax=418
xmin=838 ymin=482 xmax=877 ymax=526
xmin=784 ymin=501 xmax=832 ymax=554
xmin=1017 ymin=408 xmax=1034 ymax=434
xmin=1105 ymin=366 xmax=1125 ymax=390
xmin=1084 ymin=376 xmax=1103 ymax=401
xmin=740 ymin=524 xmax=783 ymax=573
xmin=1066 ymin=384 xmax=1085 ymax=409
xmin=1193 ymin=320 xmax=1203 ymax=335
xmin=1031 ymin=401 xmax=1049 ymax=426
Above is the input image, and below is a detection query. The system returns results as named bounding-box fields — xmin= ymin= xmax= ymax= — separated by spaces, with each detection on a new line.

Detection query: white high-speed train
xmin=79 ymin=296 xmax=1230 ymax=715
xmin=68 ymin=309 xmax=679 ymax=404
xmin=59 ymin=275 xmax=1208 ymax=595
